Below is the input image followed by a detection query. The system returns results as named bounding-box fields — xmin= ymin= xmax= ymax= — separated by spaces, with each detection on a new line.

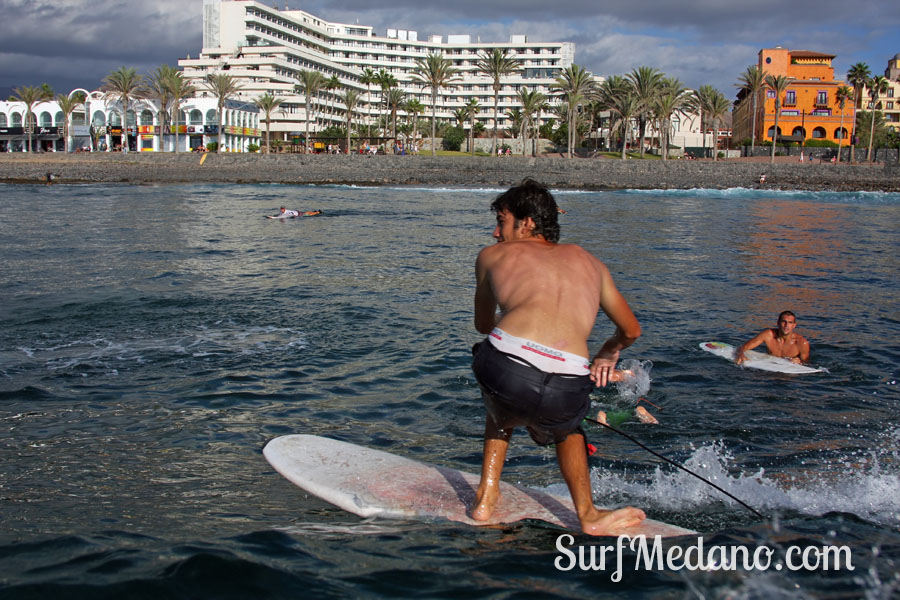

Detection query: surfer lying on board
xmin=735 ymin=310 xmax=810 ymax=365
xmin=272 ymin=208 xmax=324 ymax=218
xmin=471 ymin=178 xmax=646 ymax=536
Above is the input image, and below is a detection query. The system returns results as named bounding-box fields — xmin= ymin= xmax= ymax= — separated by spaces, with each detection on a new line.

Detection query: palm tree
xmin=465 ymin=98 xmax=480 ymax=155
xmin=102 ymin=67 xmax=145 ymax=153
xmin=387 ymin=87 xmax=407 ymax=143
xmin=205 ymin=73 xmax=242 ymax=152
xmin=165 ymin=70 xmax=197 ymax=154
xmin=627 ymin=66 xmax=664 ymax=157
xmin=706 ymin=89 xmax=731 ymax=161
xmin=254 ymin=93 xmax=285 ymax=153
xmin=340 ymin=89 xmax=360 ymax=154
xmin=551 ymin=64 xmax=596 ymax=157
xmin=54 ymin=92 xmax=83 ymax=153
xmin=474 ymin=48 xmax=522 ymax=156
xmin=846 ymin=62 xmax=871 ymax=163
xmin=865 ymin=75 xmax=889 ymax=161
xmin=693 ymin=85 xmax=718 ymax=158
xmin=735 ymin=64 xmax=767 ymax=153
xmin=764 ymin=74 xmax=793 ymax=164
xmin=146 ymin=65 xmax=176 ymax=151
xmin=325 ymin=75 xmax=341 ymax=125
xmin=835 ymin=85 xmax=853 ymax=163
xmin=403 ymin=98 xmax=424 ymax=153
xmin=295 ymin=69 xmax=326 ymax=153
xmin=411 ymin=52 xmax=460 ymax=156
xmin=359 ymin=67 xmax=377 ymax=136
xmin=652 ymin=78 xmax=694 ymax=161
xmin=596 ymin=75 xmax=641 ymax=159
xmin=374 ymin=70 xmax=398 ymax=136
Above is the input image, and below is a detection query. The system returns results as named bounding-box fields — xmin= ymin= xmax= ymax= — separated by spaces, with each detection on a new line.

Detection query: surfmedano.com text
xmin=554 ymin=534 xmax=854 ymax=581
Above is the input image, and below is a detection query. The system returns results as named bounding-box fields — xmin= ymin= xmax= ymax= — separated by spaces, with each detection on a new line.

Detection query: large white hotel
xmin=178 ymin=0 xmax=577 ymax=143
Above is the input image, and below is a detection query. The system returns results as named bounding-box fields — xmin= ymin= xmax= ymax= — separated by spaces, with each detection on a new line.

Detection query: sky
xmin=2 ymin=0 xmax=898 ymax=102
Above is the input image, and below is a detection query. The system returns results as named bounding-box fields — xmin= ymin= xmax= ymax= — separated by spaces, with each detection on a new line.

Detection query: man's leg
xmin=555 ymin=431 xmax=646 ymax=535
xmin=470 ymin=416 xmax=512 ymax=521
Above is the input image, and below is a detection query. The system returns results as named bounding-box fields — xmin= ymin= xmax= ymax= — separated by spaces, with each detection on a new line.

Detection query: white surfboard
xmin=699 ymin=341 xmax=823 ymax=374
xmin=263 ymin=434 xmax=694 ymax=537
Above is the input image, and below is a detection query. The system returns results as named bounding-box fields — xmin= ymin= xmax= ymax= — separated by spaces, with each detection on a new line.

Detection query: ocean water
xmin=1 ymin=182 xmax=898 ymax=598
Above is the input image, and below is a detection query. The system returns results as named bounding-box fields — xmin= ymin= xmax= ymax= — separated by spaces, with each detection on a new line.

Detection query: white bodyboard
xmin=699 ymin=341 xmax=823 ymax=374
xmin=264 ymin=434 xmax=694 ymax=538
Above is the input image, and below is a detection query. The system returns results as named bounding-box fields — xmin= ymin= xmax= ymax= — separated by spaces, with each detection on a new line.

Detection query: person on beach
xmin=470 ymin=178 xmax=646 ymax=535
xmin=735 ymin=311 xmax=810 ymax=365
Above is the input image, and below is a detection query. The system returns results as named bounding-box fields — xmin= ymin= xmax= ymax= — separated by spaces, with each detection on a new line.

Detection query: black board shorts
xmin=471 ymin=341 xmax=592 ymax=446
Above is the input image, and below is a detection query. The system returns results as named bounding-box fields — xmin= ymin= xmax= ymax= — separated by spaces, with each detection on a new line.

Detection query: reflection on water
xmin=0 ymin=183 xmax=898 ymax=598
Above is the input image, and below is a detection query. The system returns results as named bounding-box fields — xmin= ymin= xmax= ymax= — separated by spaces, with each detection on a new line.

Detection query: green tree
xmin=465 ymin=98 xmax=480 ymax=155
xmin=865 ymin=75 xmax=890 ymax=161
xmin=146 ymin=65 xmax=176 ymax=152
xmin=254 ymin=93 xmax=285 ymax=153
xmin=551 ymin=64 xmax=596 ymax=157
xmin=597 ymin=75 xmax=642 ymax=159
xmin=411 ymin=53 xmax=460 ymax=156
xmin=735 ymin=64 xmax=767 ymax=153
xmin=442 ymin=126 xmax=465 ymax=151
xmin=340 ymin=89 xmax=361 ymax=154
xmin=102 ymin=66 xmax=146 ymax=153
xmin=627 ymin=66 xmax=664 ymax=157
xmin=326 ymin=74 xmax=341 ymax=126
xmin=704 ymin=88 xmax=731 ymax=161
xmin=205 ymin=73 xmax=242 ymax=152
xmin=517 ymin=88 xmax=546 ymax=157
xmin=846 ymin=62 xmax=871 ymax=162
xmin=474 ymin=48 xmax=522 ymax=155
xmin=374 ymin=69 xmax=398 ymax=135
xmin=855 ymin=110 xmax=888 ymax=155
xmin=652 ymin=78 xmax=694 ymax=161
xmin=359 ymin=68 xmax=377 ymax=136
xmin=763 ymin=74 xmax=793 ymax=164
xmin=403 ymin=98 xmax=424 ymax=152
xmin=834 ymin=85 xmax=853 ymax=163
xmin=387 ymin=87 xmax=407 ymax=142
xmin=295 ymin=69 xmax=326 ymax=153
xmin=165 ymin=70 xmax=197 ymax=154
xmin=54 ymin=92 xmax=83 ymax=153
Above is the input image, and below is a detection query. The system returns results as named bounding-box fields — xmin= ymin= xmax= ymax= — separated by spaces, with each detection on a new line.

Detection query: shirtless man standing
xmin=735 ymin=311 xmax=810 ymax=365
xmin=470 ymin=179 xmax=646 ymax=536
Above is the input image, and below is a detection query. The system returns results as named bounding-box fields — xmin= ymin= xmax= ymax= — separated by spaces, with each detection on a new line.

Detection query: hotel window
xmin=816 ymin=91 xmax=827 ymax=105
xmin=785 ymin=90 xmax=796 ymax=105
xmin=889 ymin=89 xmax=895 ymax=98
xmin=888 ymin=102 xmax=895 ymax=109
xmin=767 ymin=90 xmax=775 ymax=98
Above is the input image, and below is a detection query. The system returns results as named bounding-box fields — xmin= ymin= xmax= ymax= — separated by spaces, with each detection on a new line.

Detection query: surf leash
xmin=584 ymin=416 xmax=765 ymax=519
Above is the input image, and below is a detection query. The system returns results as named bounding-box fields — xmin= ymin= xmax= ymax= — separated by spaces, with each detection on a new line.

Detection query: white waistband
xmin=487 ymin=328 xmax=590 ymax=376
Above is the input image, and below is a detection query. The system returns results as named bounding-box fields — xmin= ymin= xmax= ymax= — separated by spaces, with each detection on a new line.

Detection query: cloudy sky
xmin=2 ymin=0 xmax=897 ymax=101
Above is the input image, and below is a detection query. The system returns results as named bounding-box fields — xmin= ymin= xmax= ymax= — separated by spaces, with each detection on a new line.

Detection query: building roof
xmin=789 ymin=50 xmax=836 ymax=59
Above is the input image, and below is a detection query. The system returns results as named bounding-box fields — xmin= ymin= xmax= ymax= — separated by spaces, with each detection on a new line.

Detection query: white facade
xmin=178 ymin=0 xmax=576 ymax=141
xmin=1 ymin=92 xmax=260 ymax=153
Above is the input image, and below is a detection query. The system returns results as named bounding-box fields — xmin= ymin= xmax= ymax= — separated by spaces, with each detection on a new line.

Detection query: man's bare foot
xmin=609 ymin=369 xmax=633 ymax=383
xmin=579 ymin=506 xmax=646 ymax=536
xmin=470 ymin=486 xmax=501 ymax=522
xmin=595 ymin=411 xmax=608 ymax=426
xmin=635 ymin=406 xmax=659 ymax=425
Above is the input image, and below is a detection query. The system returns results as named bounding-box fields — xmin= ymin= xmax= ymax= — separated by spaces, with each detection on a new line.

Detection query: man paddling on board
xmin=470 ymin=178 xmax=646 ymax=536
xmin=735 ymin=310 xmax=810 ymax=365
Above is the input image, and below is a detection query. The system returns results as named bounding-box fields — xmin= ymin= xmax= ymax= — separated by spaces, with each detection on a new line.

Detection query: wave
xmin=620 ymin=187 xmax=900 ymax=203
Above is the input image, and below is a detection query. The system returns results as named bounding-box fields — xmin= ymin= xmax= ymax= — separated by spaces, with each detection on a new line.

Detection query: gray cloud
xmin=2 ymin=0 xmax=896 ymax=100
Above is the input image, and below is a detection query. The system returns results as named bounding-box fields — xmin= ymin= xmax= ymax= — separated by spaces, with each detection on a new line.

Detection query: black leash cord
xmin=584 ymin=416 xmax=765 ymax=519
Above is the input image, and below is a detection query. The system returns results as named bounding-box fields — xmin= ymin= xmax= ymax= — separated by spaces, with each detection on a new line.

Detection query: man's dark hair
xmin=778 ymin=310 xmax=796 ymax=321
xmin=490 ymin=178 xmax=560 ymax=243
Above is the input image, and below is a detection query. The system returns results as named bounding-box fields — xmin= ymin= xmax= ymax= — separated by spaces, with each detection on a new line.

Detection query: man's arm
xmin=474 ymin=248 xmax=498 ymax=334
xmin=735 ymin=330 xmax=772 ymax=364
xmin=590 ymin=263 xmax=641 ymax=387
xmin=793 ymin=338 xmax=810 ymax=364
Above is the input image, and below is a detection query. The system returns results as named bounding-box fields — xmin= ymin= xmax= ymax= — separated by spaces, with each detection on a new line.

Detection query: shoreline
xmin=1 ymin=152 xmax=898 ymax=192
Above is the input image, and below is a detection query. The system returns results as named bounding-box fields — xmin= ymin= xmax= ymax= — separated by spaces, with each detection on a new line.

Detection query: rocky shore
xmin=1 ymin=152 xmax=898 ymax=192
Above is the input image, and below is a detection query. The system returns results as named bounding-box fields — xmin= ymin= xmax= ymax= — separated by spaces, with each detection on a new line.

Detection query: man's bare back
xmin=470 ymin=179 xmax=645 ymax=535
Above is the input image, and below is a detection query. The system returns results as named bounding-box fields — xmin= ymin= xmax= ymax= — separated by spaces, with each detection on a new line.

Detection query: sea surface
xmin=1 ymin=182 xmax=898 ymax=599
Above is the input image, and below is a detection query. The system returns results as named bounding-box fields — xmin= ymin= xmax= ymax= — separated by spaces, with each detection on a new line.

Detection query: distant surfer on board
xmin=471 ymin=178 xmax=646 ymax=536
xmin=735 ymin=310 xmax=810 ymax=365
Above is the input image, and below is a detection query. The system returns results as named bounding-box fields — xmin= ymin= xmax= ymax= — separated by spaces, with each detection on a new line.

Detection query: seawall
xmin=1 ymin=153 xmax=898 ymax=192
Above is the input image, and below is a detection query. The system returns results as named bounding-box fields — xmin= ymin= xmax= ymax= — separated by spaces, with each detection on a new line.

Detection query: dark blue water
xmin=1 ymin=183 xmax=898 ymax=598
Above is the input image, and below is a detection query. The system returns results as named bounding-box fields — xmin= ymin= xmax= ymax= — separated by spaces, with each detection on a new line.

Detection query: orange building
xmin=733 ymin=47 xmax=856 ymax=147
